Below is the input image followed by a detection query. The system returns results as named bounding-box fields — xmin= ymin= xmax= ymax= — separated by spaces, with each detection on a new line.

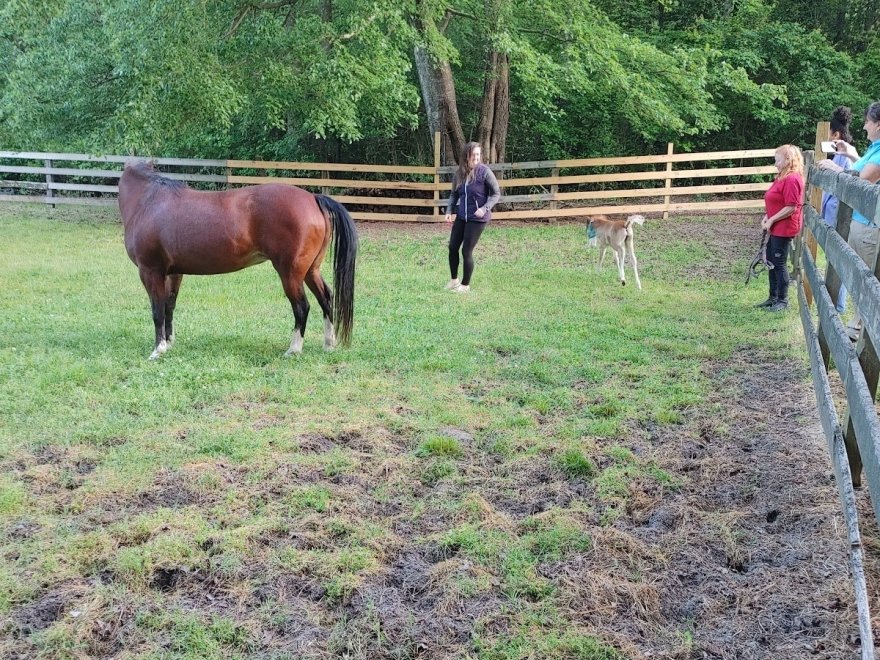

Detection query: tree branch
xmin=252 ymin=0 xmax=299 ymax=9
xmin=225 ymin=0 xmax=302 ymax=38
xmin=225 ymin=6 xmax=253 ymax=38
xmin=437 ymin=6 xmax=480 ymax=33
xmin=515 ymin=27 xmax=572 ymax=43
xmin=336 ymin=12 xmax=379 ymax=42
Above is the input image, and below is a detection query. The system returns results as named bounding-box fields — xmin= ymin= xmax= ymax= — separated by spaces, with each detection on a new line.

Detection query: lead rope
xmin=746 ymin=230 xmax=773 ymax=284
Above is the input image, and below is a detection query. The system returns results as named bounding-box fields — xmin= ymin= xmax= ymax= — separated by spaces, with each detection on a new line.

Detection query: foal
xmin=586 ymin=214 xmax=646 ymax=289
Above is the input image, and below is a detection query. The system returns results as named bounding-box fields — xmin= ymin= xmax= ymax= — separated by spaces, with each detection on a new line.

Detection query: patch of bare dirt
xmin=604 ymin=347 xmax=867 ymax=658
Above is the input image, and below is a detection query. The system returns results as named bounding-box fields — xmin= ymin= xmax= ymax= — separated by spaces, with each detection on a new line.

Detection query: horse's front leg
xmin=613 ymin=248 xmax=626 ymax=286
xmin=138 ymin=267 xmax=170 ymax=359
xmin=164 ymin=274 xmax=183 ymax=346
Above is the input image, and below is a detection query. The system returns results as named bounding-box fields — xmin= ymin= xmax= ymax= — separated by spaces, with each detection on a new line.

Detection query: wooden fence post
xmin=433 ymin=131 xmax=441 ymax=219
xmin=804 ymin=124 xmax=829 ymax=305
xmin=224 ymin=163 xmax=232 ymax=190
xmin=45 ymin=158 xmax=54 ymax=208
xmin=662 ymin=142 xmax=674 ymax=220
xmin=549 ymin=167 xmax=559 ymax=223
xmin=798 ymin=151 xmax=815 ymax=305
xmin=321 ymin=170 xmax=330 ymax=196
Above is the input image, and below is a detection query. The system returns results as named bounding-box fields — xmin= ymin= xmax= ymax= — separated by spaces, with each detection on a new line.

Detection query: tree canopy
xmin=0 ymin=0 xmax=876 ymax=162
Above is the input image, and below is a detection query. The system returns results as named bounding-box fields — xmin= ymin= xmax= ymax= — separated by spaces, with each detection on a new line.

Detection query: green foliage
xmin=1 ymin=0 xmax=874 ymax=160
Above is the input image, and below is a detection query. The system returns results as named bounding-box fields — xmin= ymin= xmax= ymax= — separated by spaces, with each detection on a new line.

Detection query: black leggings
xmin=449 ymin=218 xmax=486 ymax=285
xmin=767 ymin=235 xmax=792 ymax=302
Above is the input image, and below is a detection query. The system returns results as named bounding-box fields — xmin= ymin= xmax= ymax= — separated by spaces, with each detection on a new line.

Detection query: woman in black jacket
xmin=444 ymin=142 xmax=501 ymax=292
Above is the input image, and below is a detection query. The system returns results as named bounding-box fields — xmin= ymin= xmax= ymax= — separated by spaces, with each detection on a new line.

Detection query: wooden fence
xmin=0 ymin=135 xmax=776 ymax=221
xmin=797 ymin=146 xmax=880 ymax=659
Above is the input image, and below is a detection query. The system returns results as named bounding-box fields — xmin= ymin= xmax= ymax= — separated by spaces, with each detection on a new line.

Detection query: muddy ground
xmin=2 ymin=214 xmax=878 ymax=659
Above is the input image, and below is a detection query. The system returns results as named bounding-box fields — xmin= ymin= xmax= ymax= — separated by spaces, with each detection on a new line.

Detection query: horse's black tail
xmin=316 ymin=195 xmax=358 ymax=345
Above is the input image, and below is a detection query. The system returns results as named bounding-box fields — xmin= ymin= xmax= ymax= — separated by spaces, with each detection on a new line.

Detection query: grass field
xmin=0 ymin=203 xmax=852 ymax=658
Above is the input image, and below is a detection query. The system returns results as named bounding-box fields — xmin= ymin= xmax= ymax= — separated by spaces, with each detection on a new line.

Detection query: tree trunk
xmin=413 ymin=42 xmax=465 ymax=164
xmin=476 ymin=50 xmax=509 ymax=163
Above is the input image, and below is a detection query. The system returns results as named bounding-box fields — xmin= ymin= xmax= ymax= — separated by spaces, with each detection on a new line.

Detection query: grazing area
xmin=0 ymin=203 xmax=868 ymax=658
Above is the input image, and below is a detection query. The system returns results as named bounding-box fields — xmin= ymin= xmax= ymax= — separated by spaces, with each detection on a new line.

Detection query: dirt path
xmin=616 ymin=347 xmax=866 ymax=658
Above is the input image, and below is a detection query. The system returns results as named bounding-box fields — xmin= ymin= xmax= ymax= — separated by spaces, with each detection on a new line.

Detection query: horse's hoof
xmin=621 ymin=281 xmax=626 ymax=286
xmin=283 ymin=349 xmax=301 ymax=357
xmin=149 ymin=340 xmax=168 ymax=359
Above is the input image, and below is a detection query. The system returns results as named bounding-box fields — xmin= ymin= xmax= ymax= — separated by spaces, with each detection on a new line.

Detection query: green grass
xmin=0 ymin=203 xmax=805 ymax=658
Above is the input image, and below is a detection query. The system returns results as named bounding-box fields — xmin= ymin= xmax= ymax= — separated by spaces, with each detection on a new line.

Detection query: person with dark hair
xmin=817 ymin=101 xmax=880 ymax=339
xmin=444 ymin=142 xmax=501 ymax=293
xmin=821 ymin=106 xmax=854 ymax=313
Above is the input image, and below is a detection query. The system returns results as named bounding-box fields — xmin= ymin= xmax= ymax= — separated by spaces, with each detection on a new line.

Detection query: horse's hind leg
xmin=305 ymin=271 xmax=335 ymax=350
xmin=164 ymin=274 xmax=183 ymax=345
xmin=626 ymin=238 xmax=641 ymax=290
xmin=276 ymin=267 xmax=310 ymax=356
xmin=138 ymin=267 xmax=169 ymax=359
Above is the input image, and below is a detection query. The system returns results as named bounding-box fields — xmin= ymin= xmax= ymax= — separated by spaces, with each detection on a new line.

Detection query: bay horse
xmin=118 ymin=162 xmax=357 ymax=359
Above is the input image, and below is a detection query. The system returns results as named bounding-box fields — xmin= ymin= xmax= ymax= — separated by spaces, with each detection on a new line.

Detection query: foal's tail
xmin=624 ymin=214 xmax=646 ymax=241
xmin=625 ymin=214 xmax=646 ymax=229
xmin=316 ymin=195 xmax=358 ymax=346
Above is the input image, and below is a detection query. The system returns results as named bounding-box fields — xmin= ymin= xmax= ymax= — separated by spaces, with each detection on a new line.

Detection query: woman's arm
xmin=861 ymin=163 xmax=880 ymax=185
xmin=482 ymin=168 xmax=501 ymax=210
xmin=818 ymin=141 xmax=861 ymax=171
xmin=474 ymin=167 xmax=501 ymax=218
xmin=444 ymin=175 xmax=460 ymax=222
xmin=762 ymin=206 xmax=797 ymax=230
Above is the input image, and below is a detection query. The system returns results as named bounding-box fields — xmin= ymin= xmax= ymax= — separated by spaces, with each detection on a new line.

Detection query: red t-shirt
xmin=764 ymin=173 xmax=804 ymax=237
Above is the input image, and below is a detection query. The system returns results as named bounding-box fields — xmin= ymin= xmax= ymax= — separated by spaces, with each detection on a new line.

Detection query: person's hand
xmin=817 ymin=159 xmax=843 ymax=173
xmin=832 ymin=140 xmax=859 ymax=162
xmin=444 ymin=213 xmax=453 ymax=223
xmin=474 ymin=207 xmax=486 ymax=219
xmin=761 ymin=215 xmax=771 ymax=231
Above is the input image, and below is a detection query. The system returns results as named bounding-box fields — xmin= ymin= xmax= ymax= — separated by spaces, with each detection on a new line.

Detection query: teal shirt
xmin=852 ymin=139 xmax=880 ymax=226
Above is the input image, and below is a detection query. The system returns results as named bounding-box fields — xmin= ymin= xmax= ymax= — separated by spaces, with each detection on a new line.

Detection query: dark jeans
xmin=767 ymin=235 xmax=792 ymax=302
xmin=449 ymin=218 xmax=486 ymax=285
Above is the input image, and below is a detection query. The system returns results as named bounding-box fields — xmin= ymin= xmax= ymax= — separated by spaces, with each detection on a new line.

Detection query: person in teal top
xmin=817 ymin=101 xmax=880 ymax=340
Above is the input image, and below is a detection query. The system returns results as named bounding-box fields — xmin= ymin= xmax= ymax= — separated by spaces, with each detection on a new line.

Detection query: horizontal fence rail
xmin=797 ymin=143 xmax=880 ymax=659
xmin=0 ymin=140 xmax=776 ymax=221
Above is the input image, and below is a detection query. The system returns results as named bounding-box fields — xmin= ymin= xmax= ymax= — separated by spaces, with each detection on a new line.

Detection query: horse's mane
xmin=127 ymin=162 xmax=187 ymax=192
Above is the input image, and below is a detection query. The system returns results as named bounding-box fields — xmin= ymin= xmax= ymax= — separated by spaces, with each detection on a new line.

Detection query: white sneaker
xmin=453 ymin=284 xmax=470 ymax=293
xmin=445 ymin=278 xmax=460 ymax=290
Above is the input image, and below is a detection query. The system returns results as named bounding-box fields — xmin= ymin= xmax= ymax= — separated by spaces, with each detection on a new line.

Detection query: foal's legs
xmin=138 ymin=267 xmax=170 ymax=359
xmin=613 ymin=247 xmax=626 ymax=285
xmin=305 ymin=271 xmax=336 ymax=350
xmin=164 ymin=274 xmax=183 ymax=344
xmin=626 ymin=237 xmax=641 ymax=290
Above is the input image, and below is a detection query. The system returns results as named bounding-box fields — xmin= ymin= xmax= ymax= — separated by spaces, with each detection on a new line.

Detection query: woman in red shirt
xmin=755 ymin=144 xmax=804 ymax=312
